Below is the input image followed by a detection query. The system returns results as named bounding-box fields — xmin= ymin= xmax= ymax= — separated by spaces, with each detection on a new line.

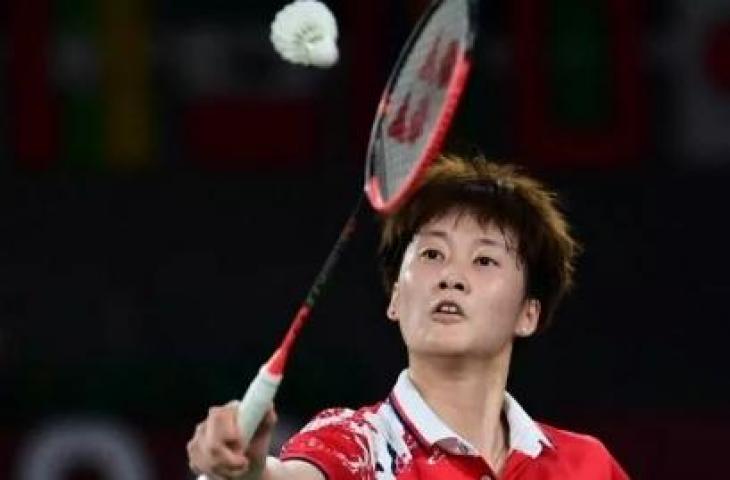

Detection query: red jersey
xmin=280 ymin=370 xmax=629 ymax=479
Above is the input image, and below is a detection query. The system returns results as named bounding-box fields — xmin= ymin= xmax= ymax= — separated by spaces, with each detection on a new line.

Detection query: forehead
xmin=415 ymin=210 xmax=514 ymax=243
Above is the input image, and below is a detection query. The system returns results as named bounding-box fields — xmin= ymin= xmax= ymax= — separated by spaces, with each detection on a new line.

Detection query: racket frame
xmin=364 ymin=0 xmax=479 ymax=215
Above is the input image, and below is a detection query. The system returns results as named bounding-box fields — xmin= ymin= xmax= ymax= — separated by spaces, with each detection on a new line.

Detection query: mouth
xmin=431 ymin=300 xmax=465 ymax=322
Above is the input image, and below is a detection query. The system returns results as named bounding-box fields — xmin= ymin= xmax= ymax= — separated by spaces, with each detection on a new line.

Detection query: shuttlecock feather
xmin=270 ymin=0 xmax=339 ymax=67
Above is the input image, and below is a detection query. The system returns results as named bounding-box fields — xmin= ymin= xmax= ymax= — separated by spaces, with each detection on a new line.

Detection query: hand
xmin=187 ymin=401 xmax=277 ymax=480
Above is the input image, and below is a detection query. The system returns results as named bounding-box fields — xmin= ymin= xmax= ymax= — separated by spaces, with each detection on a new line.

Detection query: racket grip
xmin=237 ymin=365 xmax=282 ymax=445
xmin=196 ymin=367 xmax=281 ymax=480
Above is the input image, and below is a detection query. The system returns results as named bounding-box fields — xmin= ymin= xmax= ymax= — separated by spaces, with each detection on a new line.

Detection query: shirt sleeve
xmin=279 ymin=408 xmax=375 ymax=480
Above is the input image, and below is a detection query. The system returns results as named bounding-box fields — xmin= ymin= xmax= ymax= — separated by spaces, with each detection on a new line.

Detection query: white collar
xmin=390 ymin=369 xmax=553 ymax=458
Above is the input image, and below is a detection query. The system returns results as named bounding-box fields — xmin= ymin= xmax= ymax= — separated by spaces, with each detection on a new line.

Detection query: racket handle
xmin=236 ymin=366 xmax=282 ymax=445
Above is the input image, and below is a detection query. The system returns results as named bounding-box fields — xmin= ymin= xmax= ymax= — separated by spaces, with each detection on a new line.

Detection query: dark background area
xmin=1 ymin=0 xmax=730 ymax=478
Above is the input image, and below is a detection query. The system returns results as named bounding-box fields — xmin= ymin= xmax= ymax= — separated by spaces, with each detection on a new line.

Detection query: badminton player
xmin=187 ymin=154 xmax=629 ymax=479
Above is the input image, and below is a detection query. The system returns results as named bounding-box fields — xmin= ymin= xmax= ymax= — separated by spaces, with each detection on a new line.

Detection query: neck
xmin=407 ymin=347 xmax=513 ymax=472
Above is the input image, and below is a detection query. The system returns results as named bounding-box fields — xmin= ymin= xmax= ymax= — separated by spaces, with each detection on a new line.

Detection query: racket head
xmin=364 ymin=0 xmax=478 ymax=215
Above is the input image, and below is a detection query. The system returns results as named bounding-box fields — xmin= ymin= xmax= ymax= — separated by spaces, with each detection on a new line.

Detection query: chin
xmin=416 ymin=337 xmax=474 ymax=356
xmin=413 ymin=336 xmax=508 ymax=359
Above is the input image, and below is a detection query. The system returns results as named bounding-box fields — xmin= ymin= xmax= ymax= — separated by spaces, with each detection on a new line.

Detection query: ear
xmin=514 ymin=298 xmax=540 ymax=337
xmin=386 ymin=282 xmax=400 ymax=322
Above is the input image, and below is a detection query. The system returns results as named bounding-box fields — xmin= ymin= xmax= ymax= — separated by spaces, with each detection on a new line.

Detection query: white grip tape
xmin=237 ymin=366 xmax=282 ymax=445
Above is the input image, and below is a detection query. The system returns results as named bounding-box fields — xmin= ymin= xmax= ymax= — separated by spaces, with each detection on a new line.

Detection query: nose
xmin=438 ymin=271 xmax=469 ymax=293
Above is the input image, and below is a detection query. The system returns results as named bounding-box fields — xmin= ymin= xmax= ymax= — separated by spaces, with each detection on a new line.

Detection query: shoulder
xmin=300 ymin=404 xmax=385 ymax=433
xmin=290 ymin=403 xmax=391 ymax=448
xmin=279 ymin=403 xmax=388 ymax=480
xmin=537 ymin=423 xmax=629 ymax=478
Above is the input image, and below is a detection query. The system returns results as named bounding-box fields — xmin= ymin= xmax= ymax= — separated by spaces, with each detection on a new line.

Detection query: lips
xmin=431 ymin=299 xmax=465 ymax=317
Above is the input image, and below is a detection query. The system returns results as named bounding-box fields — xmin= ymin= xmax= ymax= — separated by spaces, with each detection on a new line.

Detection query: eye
xmin=474 ymin=255 xmax=497 ymax=267
xmin=420 ymin=248 xmax=444 ymax=261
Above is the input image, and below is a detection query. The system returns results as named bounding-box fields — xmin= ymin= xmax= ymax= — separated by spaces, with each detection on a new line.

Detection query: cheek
xmin=395 ymin=279 xmax=419 ymax=317
xmin=397 ymin=264 xmax=428 ymax=303
xmin=394 ymin=272 xmax=432 ymax=324
xmin=478 ymin=274 xmax=526 ymax=318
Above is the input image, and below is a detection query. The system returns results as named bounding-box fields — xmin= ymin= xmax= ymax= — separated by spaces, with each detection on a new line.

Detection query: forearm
xmin=261 ymin=456 xmax=325 ymax=480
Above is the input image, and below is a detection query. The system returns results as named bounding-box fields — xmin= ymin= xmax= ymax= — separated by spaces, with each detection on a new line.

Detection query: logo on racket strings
xmin=387 ymin=34 xmax=459 ymax=144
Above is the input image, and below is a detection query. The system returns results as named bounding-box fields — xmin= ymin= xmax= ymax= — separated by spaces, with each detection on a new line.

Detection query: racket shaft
xmin=196 ymin=196 xmax=362 ymax=480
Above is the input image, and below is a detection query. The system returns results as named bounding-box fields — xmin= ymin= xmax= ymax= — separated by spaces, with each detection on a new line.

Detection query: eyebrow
xmin=419 ymin=229 xmax=508 ymax=250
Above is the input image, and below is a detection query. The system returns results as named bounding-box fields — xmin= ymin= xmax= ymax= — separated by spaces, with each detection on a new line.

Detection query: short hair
xmin=378 ymin=154 xmax=580 ymax=332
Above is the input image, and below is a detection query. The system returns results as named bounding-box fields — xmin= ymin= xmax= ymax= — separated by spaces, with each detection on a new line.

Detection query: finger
xmin=207 ymin=404 xmax=242 ymax=444
xmin=207 ymin=440 xmax=248 ymax=468
xmin=190 ymin=447 xmax=239 ymax=480
xmin=245 ymin=406 xmax=277 ymax=462
xmin=263 ymin=407 xmax=278 ymax=427
xmin=211 ymin=457 xmax=251 ymax=479
xmin=188 ymin=440 xmax=212 ymax=475
xmin=194 ymin=421 xmax=206 ymax=441
xmin=187 ymin=422 xmax=208 ymax=473
xmin=194 ymin=422 xmax=245 ymax=473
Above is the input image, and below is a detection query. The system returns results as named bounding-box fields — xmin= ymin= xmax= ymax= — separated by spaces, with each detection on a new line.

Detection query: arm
xmin=262 ymin=458 xmax=325 ymax=480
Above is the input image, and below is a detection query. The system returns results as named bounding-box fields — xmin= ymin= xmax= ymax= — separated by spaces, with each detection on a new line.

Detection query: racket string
xmin=372 ymin=0 xmax=471 ymax=204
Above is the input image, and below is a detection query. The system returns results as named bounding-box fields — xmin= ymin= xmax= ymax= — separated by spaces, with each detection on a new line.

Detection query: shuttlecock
xmin=270 ymin=0 xmax=339 ymax=67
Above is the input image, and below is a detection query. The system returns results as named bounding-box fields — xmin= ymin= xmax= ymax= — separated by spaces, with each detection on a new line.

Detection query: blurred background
xmin=1 ymin=0 xmax=729 ymax=478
